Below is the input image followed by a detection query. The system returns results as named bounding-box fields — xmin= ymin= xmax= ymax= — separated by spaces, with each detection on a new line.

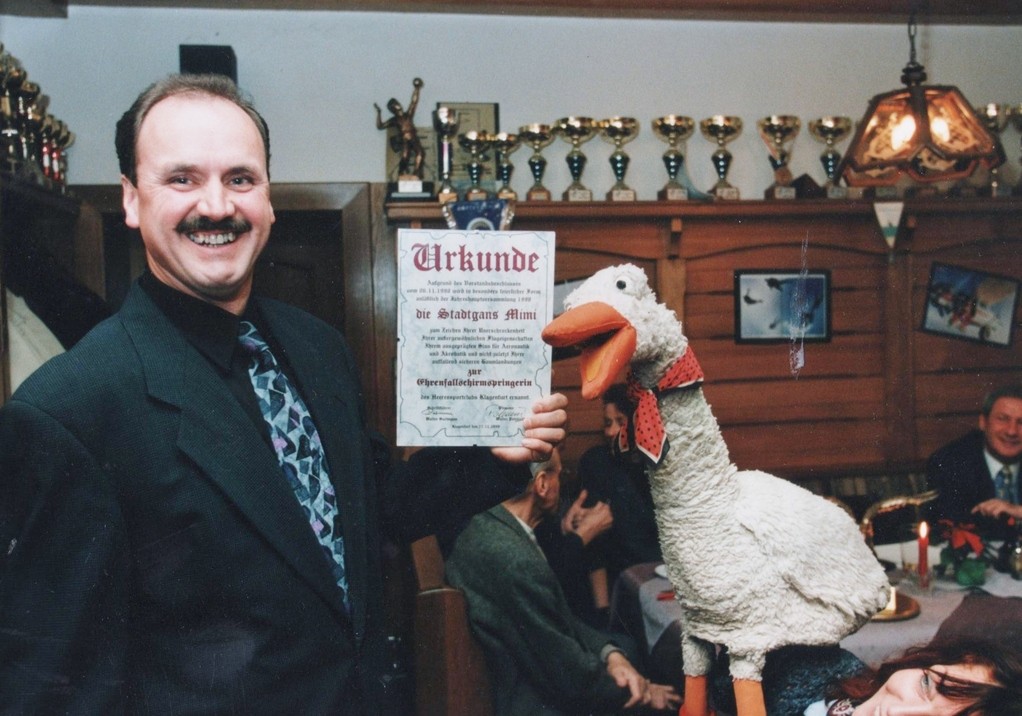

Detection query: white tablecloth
xmin=630 ymin=543 xmax=1022 ymax=668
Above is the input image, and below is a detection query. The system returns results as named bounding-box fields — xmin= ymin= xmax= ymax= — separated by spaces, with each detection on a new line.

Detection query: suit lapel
xmin=118 ymin=286 xmax=350 ymax=621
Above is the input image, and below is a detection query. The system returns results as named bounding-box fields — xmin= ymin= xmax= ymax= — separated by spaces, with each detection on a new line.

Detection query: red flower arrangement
xmin=936 ymin=519 xmax=997 ymax=586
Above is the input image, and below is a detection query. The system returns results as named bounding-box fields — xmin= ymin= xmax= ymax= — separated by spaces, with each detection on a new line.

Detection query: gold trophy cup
xmin=653 ymin=115 xmax=695 ymax=200
xmin=700 ymin=115 xmax=742 ymax=200
xmin=599 ymin=116 xmax=639 ymax=201
xmin=458 ymin=130 xmax=494 ymax=201
xmin=808 ymin=116 xmax=853 ymax=199
xmin=553 ymin=116 xmax=597 ymax=201
xmin=975 ymin=103 xmax=1011 ymax=198
xmin=757 ymin=115 xmax=800 ymax=199
xmin=1007 ymin=104 xmax=1022 ymax=196
xmin=491 ymin=131 xmax=521 ymax=201
xmin=519 ymin=123 xmax=555 ymax=202
xmin=433 ymin=106 xmax=460 ymax=204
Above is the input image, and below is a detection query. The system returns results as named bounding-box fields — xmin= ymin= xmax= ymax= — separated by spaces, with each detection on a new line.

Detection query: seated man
xmin=446 ymin=448 xmax=680 ymax=716
xmin=926 ymin=384 xmax=1022 ymax=539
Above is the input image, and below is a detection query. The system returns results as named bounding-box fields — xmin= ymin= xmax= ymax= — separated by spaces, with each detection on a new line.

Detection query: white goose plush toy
xmin=542 ymin=264 xmax=889 ymax=716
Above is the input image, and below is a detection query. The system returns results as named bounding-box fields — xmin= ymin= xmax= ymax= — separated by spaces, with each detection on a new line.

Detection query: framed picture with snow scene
xmin=733 ymin=269 xmax=831 ymax=343
xmin=921 ymin=262 xmax=1019 ymax=347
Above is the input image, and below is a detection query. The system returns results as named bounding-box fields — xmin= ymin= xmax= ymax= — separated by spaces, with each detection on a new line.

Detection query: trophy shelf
xmin=386 ymin=196 xmax=1022 ymax=261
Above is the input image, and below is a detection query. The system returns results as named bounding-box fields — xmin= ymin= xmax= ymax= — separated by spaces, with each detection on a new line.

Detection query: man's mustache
xmin=177 ymin=216 xmax=252 ymax=234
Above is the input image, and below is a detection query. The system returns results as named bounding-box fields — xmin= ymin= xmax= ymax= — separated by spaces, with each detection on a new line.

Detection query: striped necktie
xmin=995 ymin=464 xmax=1016 ymax=504
xmin=238 ymin=320 xmax=350 ymax=611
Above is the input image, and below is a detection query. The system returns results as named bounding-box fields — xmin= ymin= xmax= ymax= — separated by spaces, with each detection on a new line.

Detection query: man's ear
xmin=121 ymin=175 xmax=140 ymax=229
xmin=533 ymin=471 xmax=550 ymax=498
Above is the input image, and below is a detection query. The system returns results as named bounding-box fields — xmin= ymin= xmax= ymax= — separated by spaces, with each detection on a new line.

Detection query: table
xmin=610 ymin=547 xmax=1022 ymax=680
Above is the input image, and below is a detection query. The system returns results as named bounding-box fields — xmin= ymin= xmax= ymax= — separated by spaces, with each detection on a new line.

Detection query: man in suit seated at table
xmin=926 ymin=384 xmax=1022 ymax=539
xmin=446 ymin=448 xmax=680 ymax=716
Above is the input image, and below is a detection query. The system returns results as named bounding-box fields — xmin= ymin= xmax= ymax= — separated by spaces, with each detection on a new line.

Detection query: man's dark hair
xmin=983 ymin=385 xmax=1022 ymax=417
xmin=115 ymin=73 xmax=271 ymax=185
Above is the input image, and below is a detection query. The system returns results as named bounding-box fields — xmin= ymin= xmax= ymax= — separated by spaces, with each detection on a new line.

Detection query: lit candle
xmin=918 ymin=520 xmax=930 ymax=587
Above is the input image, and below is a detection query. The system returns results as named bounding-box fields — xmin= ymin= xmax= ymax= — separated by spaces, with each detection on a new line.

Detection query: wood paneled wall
xmin=388 ymin=199 xmax=1022 ymax=489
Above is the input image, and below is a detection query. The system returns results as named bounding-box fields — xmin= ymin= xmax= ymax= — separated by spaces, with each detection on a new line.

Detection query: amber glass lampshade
xmin=841 ymin=18 xmax=1001 ymax=187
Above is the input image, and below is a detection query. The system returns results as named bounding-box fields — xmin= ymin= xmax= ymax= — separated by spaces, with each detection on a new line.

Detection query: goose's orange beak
xmin=542 ymin=301 xmax=636 ymax=400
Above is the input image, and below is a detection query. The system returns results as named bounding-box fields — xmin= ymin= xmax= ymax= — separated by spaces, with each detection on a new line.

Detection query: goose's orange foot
xmin=733 ymin=678 xmax=766 ymax=716
xmin=678 ymin=674 xmax=713 ymax=716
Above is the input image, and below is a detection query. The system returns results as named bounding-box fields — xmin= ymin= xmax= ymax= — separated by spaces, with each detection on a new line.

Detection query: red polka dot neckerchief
xmin=625 ymin=348 xmax=704 ymax=466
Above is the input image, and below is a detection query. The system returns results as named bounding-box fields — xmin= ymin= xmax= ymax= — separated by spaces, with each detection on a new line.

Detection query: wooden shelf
xmin=387 ymin=196 xmax=1022 ymax=223
xmin=15 ymin=0 xmax=1021 ymax=23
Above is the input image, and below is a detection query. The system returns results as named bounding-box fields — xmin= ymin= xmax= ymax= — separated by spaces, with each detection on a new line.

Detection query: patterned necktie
xmin=995 ymin=465 xmax=1016 ymax=503
xmin=238 ymin=320 xmax=350 ymax=611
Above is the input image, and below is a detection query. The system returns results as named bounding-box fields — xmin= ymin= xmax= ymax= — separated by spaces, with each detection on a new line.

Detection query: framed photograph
xmin=921 ymin=262 xmax=1019 ymax=347
xmin=734 ymin=270 xmax=831 ymax=343
xmin=437 ymin=101 xmax=499 ymax=192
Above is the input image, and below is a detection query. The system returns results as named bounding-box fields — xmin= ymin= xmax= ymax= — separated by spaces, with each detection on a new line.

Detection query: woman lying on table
xmin=804 ymin=638 xmax=1022 ymax=716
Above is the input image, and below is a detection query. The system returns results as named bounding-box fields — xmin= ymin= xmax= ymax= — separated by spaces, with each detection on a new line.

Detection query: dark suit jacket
xmin=446 ymin=505 xmax=629 ymax=716
xmin=925 ymin=429 xmax=1012 ymax=539
xmin=0 ymin=282 xmax=513 ymax=714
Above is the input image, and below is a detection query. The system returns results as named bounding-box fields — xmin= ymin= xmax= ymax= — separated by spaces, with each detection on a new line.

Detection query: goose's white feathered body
xmin=543 ymin=263 xmax=890 ymax=682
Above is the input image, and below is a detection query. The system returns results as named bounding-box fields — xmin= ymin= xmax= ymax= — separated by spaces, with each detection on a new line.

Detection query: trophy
xmin=433 ymin=105 xmax=460 ymax=204
xmin=700 ymin=115 xmax=742 ymax=200
xmin=553 ymin=116 xmax=596 ymax=201
xmin=374 ymin=77 xmax=431 ymax=200
xmin=491 ymin=131 xmax=521 ymax=200
xmin=55 ymin=122 xmax=74 ymax=192
xmin=757 ymin=115 xmax=800 ymax=199
xmin=17 ymin=82 xmax=45 ymax=172
xmin=599 ymin=116 xmax=639 ymax=201
xmin=652 ymin=115 xmax=695 ymax=200
xmin=808 ymin=116 xmax=853 ymax=199
xmin=519 ymin=123 xmax=555 ymax=201
xmin=458 ymin=130 xmax=493 ymax=201
xmin=1008 ymin=104 xmax=1022 ymax=195
xmin=975 ymin=103 xmax=1011 ymax=198
xmin=0 ymin=52 xmax=26 ymax=173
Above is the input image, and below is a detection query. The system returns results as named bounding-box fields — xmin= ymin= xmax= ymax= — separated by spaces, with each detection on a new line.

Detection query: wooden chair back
xmin=409 ymin=535 xmax=494 ymax=716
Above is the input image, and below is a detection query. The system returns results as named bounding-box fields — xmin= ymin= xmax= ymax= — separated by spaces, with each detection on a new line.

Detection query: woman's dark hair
xmin=603 ymin=383 xmax=635 ymax=416
xmin=827 ymin=638 xmax=1022 ymax=715
xmin=115 ymin=73 xmax=271 ymax=184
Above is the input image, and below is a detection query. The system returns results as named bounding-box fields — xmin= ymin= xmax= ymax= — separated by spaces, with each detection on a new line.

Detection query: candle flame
xmin=919 ymin=521 xmax=929 ymax=539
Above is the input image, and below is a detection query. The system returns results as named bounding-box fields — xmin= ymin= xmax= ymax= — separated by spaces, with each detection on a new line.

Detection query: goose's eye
xmin=616 ymin=279 xmax=628 ymax=290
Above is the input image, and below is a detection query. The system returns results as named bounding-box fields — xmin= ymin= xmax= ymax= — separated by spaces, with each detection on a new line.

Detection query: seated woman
xmin=804 ymin=638 xmax=1022 ymax=716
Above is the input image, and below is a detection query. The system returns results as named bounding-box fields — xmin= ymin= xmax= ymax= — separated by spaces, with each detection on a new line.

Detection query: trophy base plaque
xmin=527 ymin=187 xmax=552 ymax=202
xmin=950 ymin=184 xmax=979 ymax=198
xmin=437 ymin=187 xmax=459 ymax=204
xmin=387 ymin=178 xmax=434 ymax=202
xmin=563 ymin=187 xmax=593 ymax=202
xmin=465 ymin=187 xmax=490 ymax=201
xmin=658 ymin=186 xmax=689 ymax=201
xmin=712 ymin=186 xmax=740 ymax=200
xmin=607 ymin=188 xmax=637 ymax=201
xmin=903 ymin=185 xmax=938 ymax=199
xmin=870 ymin=186 xmax=901 ymax=200
xmin=496 ymin=187 xmax=518 ymax=201
xmin=764 ymin=185 xmax=796 ymax=200
xmin=979 ymin=184 xmax=1013 ymax=198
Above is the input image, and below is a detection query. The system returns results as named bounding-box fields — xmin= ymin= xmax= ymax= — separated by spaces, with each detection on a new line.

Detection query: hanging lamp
xmin=840 ymin=11 xmax=1001 ymax=187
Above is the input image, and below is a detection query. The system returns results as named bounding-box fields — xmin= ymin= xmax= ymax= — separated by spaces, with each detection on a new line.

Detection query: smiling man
xmin=926 ymin=384 xmax=1022 ymax=538
xmin=0 ymin=74 xmax=567 ymax=715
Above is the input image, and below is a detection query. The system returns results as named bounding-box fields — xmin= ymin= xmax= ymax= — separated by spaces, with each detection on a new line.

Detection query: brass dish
xmin=871 ymin=591 xmax=920 ymax=622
